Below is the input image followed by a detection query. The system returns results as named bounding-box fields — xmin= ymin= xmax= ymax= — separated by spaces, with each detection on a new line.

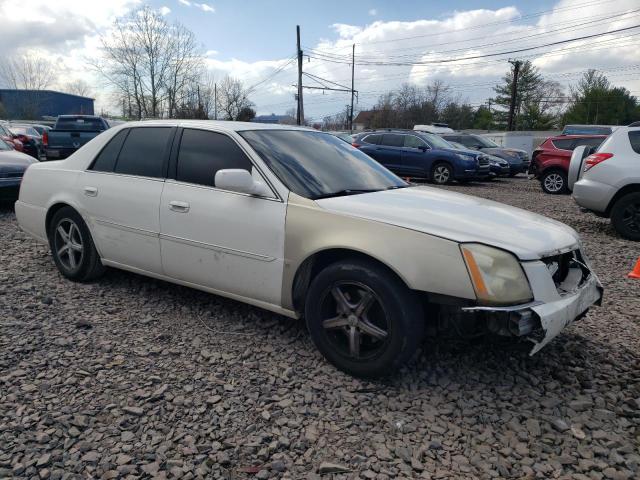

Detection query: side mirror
xmin=419 ymin=145 xmax=429 ymax=151
xmin=215 ymin=169 xmax=272 ymax=197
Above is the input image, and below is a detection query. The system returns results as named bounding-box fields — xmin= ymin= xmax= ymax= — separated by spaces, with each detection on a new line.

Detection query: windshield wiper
xmin=313 ymin=189 xmax=381 ymax=200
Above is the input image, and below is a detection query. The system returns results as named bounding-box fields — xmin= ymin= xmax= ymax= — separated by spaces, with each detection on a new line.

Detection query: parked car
xmin=441 ymin=133 xmax=530 ymax=176
xmin=0 ymin=138 xmax=38 ymax=200
xmin=413 ymin=123 xmax=455 ymax=134
xmin=0 ymin=124 xmax=24 ymax=152
xmin=530 ymin=135 xmax=607 ymax=194
xmin=448 ymin=141 xmax=511 ymax=178
xmin=572 ymin=123 xmax=640 ymax=240
xmin=15 ymin=121 xmax=603 ymax=377
xmin=28 ymin=124 xmax=52 ymax=137
xmin=352 ymin=130 xmax=490 ymax=183
xmin=9 ymin=125 xmax=43 ymax=159
xmin=561 ymin=124 xmax=616 ymax=136
xmin=328 ymin=131 xmax=353 ymax=143
xmin=45 ymin=115 xmax=110 ymax=160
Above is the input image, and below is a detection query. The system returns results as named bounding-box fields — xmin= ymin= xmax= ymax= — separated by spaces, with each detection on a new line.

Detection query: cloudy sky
xmin=1 ymin=0 xmax=638 ymax=120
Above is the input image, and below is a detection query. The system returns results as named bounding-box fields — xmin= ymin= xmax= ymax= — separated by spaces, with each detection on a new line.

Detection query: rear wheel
xmin=48 ymin=207 xmax=105 ymax=281
xmin=541 ymin=170 xmax=568 ymax=194
xmin=610 ymin=192 xmax=640 ymax=241
xmin=431 ymin=162 xmax=453 ymax=185
xmin=305 ymin=259 xmax=424 ymax=378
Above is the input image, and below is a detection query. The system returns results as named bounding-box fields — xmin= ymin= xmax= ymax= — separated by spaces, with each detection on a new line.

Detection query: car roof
xmin=119 ymin=119 xmax=318 ymax=133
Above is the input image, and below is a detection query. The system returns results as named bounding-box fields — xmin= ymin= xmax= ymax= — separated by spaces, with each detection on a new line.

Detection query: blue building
xmin=252 ymin=114 xmax=296 ymax=124
xmin=0 ymin=89 xmax=94 ymax=120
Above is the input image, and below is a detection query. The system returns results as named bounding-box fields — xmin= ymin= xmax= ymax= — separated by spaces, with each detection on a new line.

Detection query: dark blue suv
xmin=352 ymin=130 xmax=490 ymax=184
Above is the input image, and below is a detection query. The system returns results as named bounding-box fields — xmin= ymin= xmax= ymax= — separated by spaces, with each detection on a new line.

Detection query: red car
xmin=531 ymin=135 xmax=606 ymax=194
xmin=0 ymin=124 xmax=24 ymax=152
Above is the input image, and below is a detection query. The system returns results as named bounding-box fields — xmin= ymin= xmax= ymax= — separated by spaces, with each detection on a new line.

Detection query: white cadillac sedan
xmin=16 ymin=121 xmax=603 ymax=377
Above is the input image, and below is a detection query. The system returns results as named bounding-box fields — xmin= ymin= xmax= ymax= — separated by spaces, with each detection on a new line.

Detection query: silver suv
xmin=571 ymin=123 xmax=640 ymax=240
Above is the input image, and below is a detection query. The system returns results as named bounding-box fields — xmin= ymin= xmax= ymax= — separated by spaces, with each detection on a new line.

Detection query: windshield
xmin=239 ymin=130 xmax=406 ymax=199
xmin=420 ymin=132 xmax=454 ymax=149
xmin=471 ymin=135 xmax=499 ymax=148
xmin=562 ymin=125 xmax=612 ymax=136
xmin=0 ymin=139 xmax=11 ymax=151
xmin=11 ymin=126 xmax=39 ymax=136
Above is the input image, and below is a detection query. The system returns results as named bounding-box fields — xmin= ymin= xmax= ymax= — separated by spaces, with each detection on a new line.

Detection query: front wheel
xmin=305 ymin=259 xmax=424 ymax=378
xmin=48 ymin=207 xmax=106 ymax=281
xmin=541 ymin=170 xmax=568 ymax=194
xmin=610 ymin=192 xmax=640 ymax=241
xmin=431 ymin=162 xmax=453 ymax=185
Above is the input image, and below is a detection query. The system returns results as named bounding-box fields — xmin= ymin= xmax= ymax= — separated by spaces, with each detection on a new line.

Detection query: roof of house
xmin=353 ymin=110 xmax=375 ymax=124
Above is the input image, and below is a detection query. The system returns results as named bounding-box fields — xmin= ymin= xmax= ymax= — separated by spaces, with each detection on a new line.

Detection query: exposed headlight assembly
xmin=455 ymin=153 xmax=476 ymax=162
xmin=460 ymin=243 xmax=533 ymax=305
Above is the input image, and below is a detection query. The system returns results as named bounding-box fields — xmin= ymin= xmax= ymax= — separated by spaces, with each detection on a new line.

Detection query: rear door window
xmin=114 ymin=127 xmax=173 ymax=178
xmin=573 ymin=137 xmax=605 ymax=149
xmin=629 ymin=131 xmax=640 ymax=155
xmin=551 ymin=138 xmax=575 ymax=150
xmin=176 ymin=129 xmax=253 ymax=187
xmin=90 ymin=129 xmax=129 ymax=172
xmin=381 ymin=134 xmax=405 ymax=147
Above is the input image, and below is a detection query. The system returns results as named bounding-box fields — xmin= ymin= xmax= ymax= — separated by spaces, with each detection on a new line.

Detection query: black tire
xmin=610 ymin=192 xmax=640 ymax=241
xmin=540 ymin=169 xmax=568 ymax=194
xmin=305 ymin=259 xmax=424 ymax=378
xmin=431 ymin=162 xmax=453 ymax=185
xmin=48 ymin=206 xmax=106 ymax=281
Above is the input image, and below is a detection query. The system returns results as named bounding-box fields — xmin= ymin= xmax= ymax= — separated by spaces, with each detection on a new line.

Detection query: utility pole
xmin=507 ymin=60 xmax=522 ymax=131
xmin=296 ymin=25 xmax=304 ymax=125
xmin=214 ymin=83 xmax=217 ymax=120
xmin=349 ymin=43 xmax=355 ymax=133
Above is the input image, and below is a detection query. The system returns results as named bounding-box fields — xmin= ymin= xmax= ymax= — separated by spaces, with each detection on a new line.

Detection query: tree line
xmin=353 ymin=61 xmax=639 ymax=131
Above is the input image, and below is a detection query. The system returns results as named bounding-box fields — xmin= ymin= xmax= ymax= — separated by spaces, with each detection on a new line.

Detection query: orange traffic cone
xmin=628 ymin=258 xmax=640 ymax=279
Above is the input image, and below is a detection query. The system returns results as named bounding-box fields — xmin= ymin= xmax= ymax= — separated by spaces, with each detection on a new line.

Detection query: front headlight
xmin=460 ymin=243 xmax=533 ymax=305
xmin=456 ymin=153 xmax=476 ymax=162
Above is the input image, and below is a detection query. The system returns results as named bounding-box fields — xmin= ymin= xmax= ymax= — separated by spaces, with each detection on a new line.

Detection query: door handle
xmin=84 ymin=186 xmax=98 ymax=197
xmin=169 ymin=200 xmax=190 ymax=213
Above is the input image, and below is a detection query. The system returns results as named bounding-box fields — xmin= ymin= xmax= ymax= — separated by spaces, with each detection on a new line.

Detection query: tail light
xmin=42 ymin=131 xmax=48 ymax=146
xmin=351 ymin=142 xmax=361 ymax=148
xmin=584 ymin=152 xmax=613 ymax=172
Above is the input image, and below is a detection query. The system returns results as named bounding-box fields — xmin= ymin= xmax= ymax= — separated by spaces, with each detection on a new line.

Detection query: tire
xmin=610 ymin=192 xmax=640 ymax=241
xmin=48 ymin=206 xmax=106 ymax=281
xmin=540 ymin=169 xmax=568 ymax=194
xmin=431 ymin=162 xmax=453 ymax=185
xmin=305 ymin=259 xmax=424 ymax=378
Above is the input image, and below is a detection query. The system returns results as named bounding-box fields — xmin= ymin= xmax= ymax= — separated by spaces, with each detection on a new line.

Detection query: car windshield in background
xmin=11 ymin=126 xmax=39 ymax=136
xmin=239 ymin=130 xmax=406 ymax=199
xmin=471 ymin=135 xmax=499 ymax=148
xmin=0 ymin=139 xmax=11 ymax=151
xmin=56 ymin=117 xmax=105 ymax=131
xmin=421 ymin=132 xmax=454 ymax=149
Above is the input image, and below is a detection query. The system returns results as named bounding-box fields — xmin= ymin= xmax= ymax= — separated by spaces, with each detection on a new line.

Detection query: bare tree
xmin=216 ymin=76 xmax=254 ymax=121
xmin=94 ymin=6 xmax=203 ymax=119
xmin=0 ymin=54 xmax=57 ymax=90
xmin=63 ymin=79 xmax=93 ymax=97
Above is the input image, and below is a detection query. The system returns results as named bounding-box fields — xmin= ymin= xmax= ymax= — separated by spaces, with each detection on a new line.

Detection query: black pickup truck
xmin=44 ymin=115 xmax=110 ymax=160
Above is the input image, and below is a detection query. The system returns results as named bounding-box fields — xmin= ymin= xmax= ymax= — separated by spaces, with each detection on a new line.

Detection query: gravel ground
xmin=1 ymin=177 xmax=639 ymax=480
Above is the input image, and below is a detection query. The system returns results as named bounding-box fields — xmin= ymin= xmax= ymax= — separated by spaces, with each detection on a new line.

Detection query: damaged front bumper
xmin=462 ymin=249 xmax=603 ymax=354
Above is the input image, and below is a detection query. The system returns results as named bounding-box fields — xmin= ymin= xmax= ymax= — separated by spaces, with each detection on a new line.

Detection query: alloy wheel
xmin=543 ymin=173 xmax=565 ymax=192
xmin=319 ymin=282 xmax=389 ymax=359
xmin=621 ymin=201 xmax=640 ymax=233
xmin=433 ymin=165 xmax=451 ymax=184
xmin=53 ymin=219 xmax=84 ymax=272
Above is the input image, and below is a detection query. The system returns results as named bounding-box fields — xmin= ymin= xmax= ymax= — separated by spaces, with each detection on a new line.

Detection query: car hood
xmin=0 ymin=150 xmax=37 ymax=170
xmin=315 ymin=186 xmax=579 ymax=260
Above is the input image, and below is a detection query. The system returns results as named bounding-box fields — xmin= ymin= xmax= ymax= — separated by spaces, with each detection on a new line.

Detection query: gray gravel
xmin=1 ymin=176 xmax=639 ymax=479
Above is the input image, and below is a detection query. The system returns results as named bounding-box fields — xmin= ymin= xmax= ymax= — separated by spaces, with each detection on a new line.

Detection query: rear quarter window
xmin=362 ymin=134 xmax=382 ymax=145
xmin=629 ymin=131 xmax=640 ymax=154
xmin=90 ymin=129 xmax=129 ymax=172
xmin=551 ymin=139 xmax=575 ymax=150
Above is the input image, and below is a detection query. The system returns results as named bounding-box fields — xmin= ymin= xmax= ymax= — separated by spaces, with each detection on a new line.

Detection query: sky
xmin=0 ymin=0 xmax=638 ymax=121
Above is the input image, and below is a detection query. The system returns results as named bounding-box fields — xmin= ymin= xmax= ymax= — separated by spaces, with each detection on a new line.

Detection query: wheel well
xmin=45 ymin=203 xmax=73 ymax=236
xmin=540 ymin=166 xmax=566 ymax=177
xmin=606 ymin=184 xmax=640 ymax=216
xmin=291 ymin=248 xmax=408 ymax=315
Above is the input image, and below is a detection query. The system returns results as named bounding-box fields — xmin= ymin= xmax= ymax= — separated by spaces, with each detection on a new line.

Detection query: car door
xmin=356 ymin=133 xmax=383 ymax=160
xmin=376 ymin=134 xmax=406 ymax=173
xmin=159 ymin=128 xmax=286 ymax=306
xmin=80 ymin=126 xmax=174 ymax=274
xmin=401 ymin=134 xmax=430 ymax=176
